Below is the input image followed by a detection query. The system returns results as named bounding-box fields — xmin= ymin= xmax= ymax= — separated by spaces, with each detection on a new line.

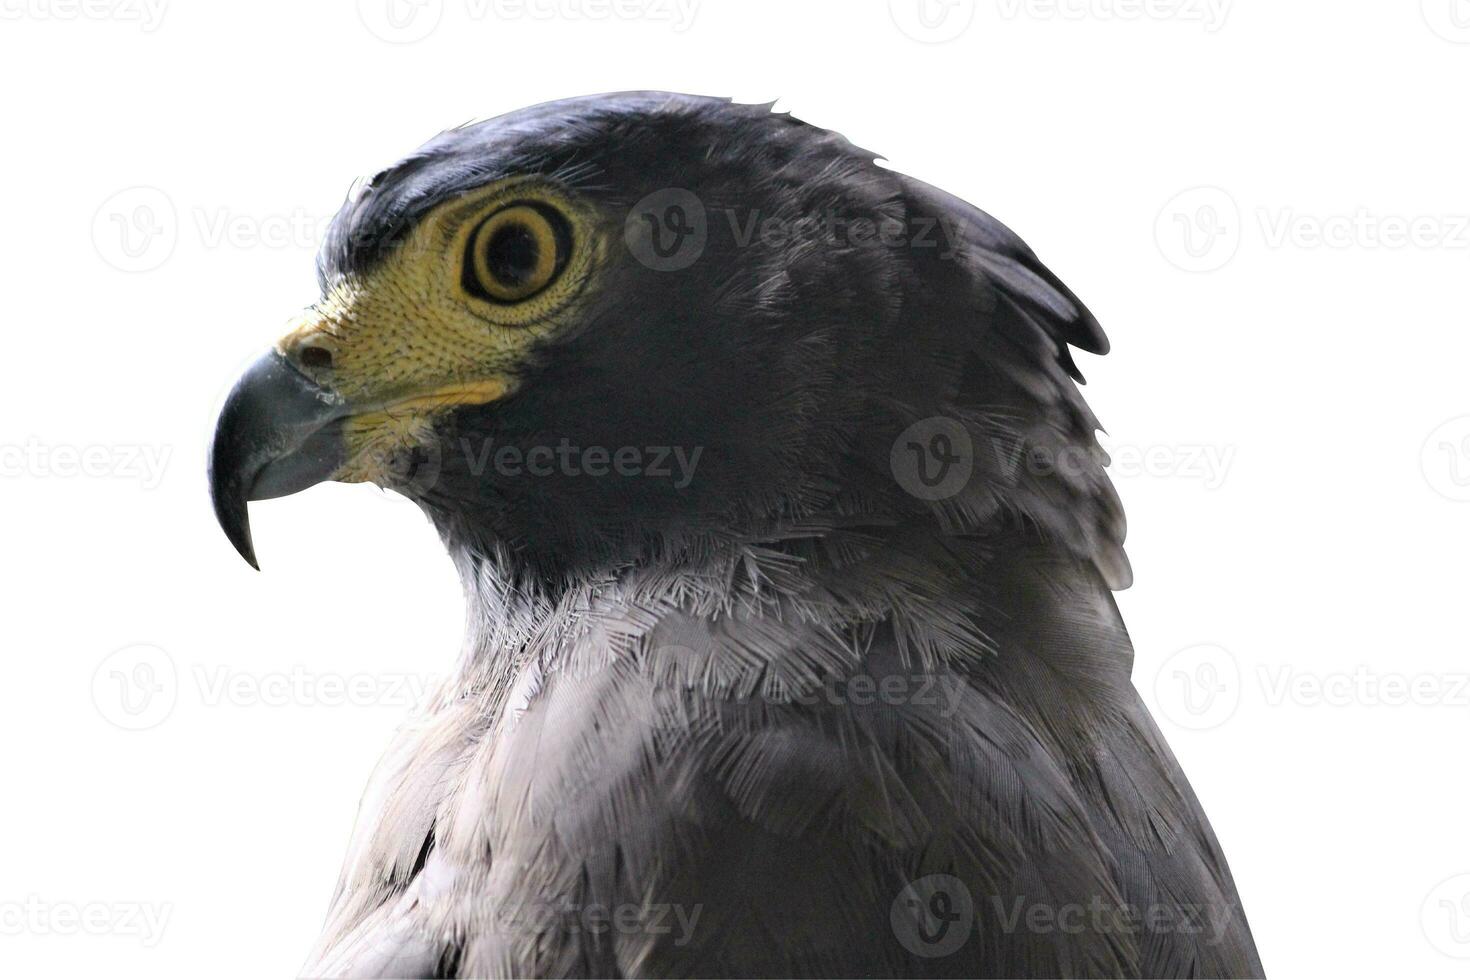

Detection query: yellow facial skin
xmin=274 ymin=177 xmax=606 ymax=487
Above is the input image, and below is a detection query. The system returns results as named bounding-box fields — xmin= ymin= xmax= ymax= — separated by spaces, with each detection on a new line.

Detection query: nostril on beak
xmin=299 ymin=345 xmax=334 ymax=370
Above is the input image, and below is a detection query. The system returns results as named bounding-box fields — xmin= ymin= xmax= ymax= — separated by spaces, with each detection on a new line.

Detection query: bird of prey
xmin=209 ymin=93 xmax=1263 ymax=978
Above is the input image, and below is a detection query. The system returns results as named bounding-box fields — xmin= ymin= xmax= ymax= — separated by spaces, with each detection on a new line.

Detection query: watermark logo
xmin=1422 ymin=416 xmax=1470 ymax=502
xmin=1154 ymin=658 xmax=1470 ymax=724
xmin=93 ymin=652 xmax=438 ymax=727
xmin=1159 ymin=190 xmax=1470 ymax=272
xmin=1423 ymin=873 xmax=1470 ymax=958
xmin=625 ymin=188 xmax=707 ymax=271
xmin=94 ymin=191 xmax=348 ymax=271
xmin=357 ymin=0 xmax=443 ymax=42
xmin=891 ymin=874 xmax=974 ymax=957
xmin=1155 ymin=186 xmax=1241 ymax=273
xmin=356 ymin=434 xmax=707 ymax=507
xmin=1152 ymin=643 xmax=1240 ymax=730
xmin=1422 ymin=0 xmax=1470 ymax=43
xmin=889 ymin=0 xmax=976 ymax=43
xmin=626 ymin=192 xmax=963 ymax=272
xmin=92 ymin=186 xmax=177 ymax=273
xmin=891 ymin=417 xmax=975 ymax=501
xmin=92 ymin=644 xmax=178 ymax=731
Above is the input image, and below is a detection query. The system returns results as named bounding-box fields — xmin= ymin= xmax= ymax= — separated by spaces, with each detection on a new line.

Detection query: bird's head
xmin=210 ymin=92 xmax=1125 ymax=588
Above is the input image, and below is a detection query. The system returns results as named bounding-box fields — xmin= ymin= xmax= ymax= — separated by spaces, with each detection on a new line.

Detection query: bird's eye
xmin=462 ymin=202 xmax=571 ymax=304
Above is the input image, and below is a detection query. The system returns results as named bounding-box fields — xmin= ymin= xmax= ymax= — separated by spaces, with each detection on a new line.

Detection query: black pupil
xmin=484 ymin=221 xmax=540 ymax=287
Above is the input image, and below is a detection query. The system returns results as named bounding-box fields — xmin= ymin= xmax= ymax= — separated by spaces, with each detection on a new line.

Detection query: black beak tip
xmin=208 ymin=453 xmax=261 ymax=571
xmin=228 ymin=516 xmax=261 ymax=571
xmin=236 ymin=539 xmax=262 ymax=571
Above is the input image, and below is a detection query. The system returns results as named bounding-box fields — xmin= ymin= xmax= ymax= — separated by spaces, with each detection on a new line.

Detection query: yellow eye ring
xmin=462 ymin=202 xmax=571 ymax=304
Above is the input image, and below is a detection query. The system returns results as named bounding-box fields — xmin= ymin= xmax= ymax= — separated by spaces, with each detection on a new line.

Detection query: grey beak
xmin=208 ymin=350 xmax=348 ymax=569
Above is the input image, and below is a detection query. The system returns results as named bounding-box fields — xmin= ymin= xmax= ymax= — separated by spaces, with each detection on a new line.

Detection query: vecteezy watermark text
xmin=625 ymin=190 xmax=965 ymax=272
xmin=487 ymin=899 xmax=703 ymax=946
xmin=0 ymin=897 xmax=172 ymax=947
xmin=1157 ymin=187 xmax=1470 ymax=272
xmin=994 ymin=0 xmax=1230 ymax=31
xmin=0 ymin=439 xmax=171 ymax=489
xmin=458 ymin=437 xmax=703 ymax=489
xmin=1153 ymin=643 xmax=1470 ymax=731
xmin=735 ymin=672 xmax=968 ymax=716
xmin=93 ymin=644 xmax=441 ymax=731
xmin=193 ymin=665 xmax=437 ymax=709
xmin=0 ymin=0 xmax=167 ymax=30
xmin=356 ymin=0 xmax=697 ymax=43
xmin=989 ymin=895 xmax=1237 ymax=945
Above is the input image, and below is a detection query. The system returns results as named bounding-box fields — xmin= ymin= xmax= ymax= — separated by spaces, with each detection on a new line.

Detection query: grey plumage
xmin=225 ymin=93 xmax=1262 ymax=978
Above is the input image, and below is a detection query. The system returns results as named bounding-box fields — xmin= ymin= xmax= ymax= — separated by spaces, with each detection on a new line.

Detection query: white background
xmin=2 ymin=1 xmax=1468 ymax=977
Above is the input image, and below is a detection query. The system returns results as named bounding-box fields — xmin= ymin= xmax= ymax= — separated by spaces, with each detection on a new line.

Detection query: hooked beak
xmin=207 ymin=351 xmax=347 ymax=569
